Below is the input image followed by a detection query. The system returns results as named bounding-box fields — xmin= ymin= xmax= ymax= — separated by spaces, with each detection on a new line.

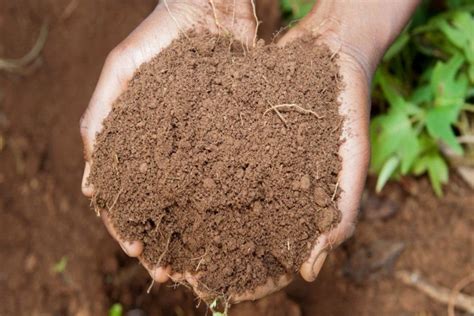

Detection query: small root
xmin=195 ymin=257 xmax=205 ymax=272
xmin=208 ymin=0 xmax=223 ymax=31
xmin=147 ymin=235 xmax=172 ymax=294
xmin=227 ymin=0 xmax=237 ymax=53
xmin=239 ymin=40 xmax=248 ymax=57
xmin=0 ymin=23 xmax=48 ymax=73
xmin=271 ymin=19 xmax=301 ymax=44
xmin=146 ymin=277 xmax=155 ymax=294
xmin=263 ymin=103 xmax=323 ymax=119
xmin=263 ymin=103 xmax=324 ymax=126
xmin=108 ymin=188 xmax=123 ymax=213
xmin=167 ymin=274 xmax=192 ymax=290
xmin=396 ymin=270 xmax=474 ymax=314
xmin=250 ymin=0 xmax=260 ymax=47
xmin=191 ymin=249 xmax=208 ymax=271
xmin=330 ymin=41 xmax=342 ymax=60
xmin=154 ymin=214 xmax=165 ymax=232
xmin=60 ymin=0 xmax=79 ymax=20
xmin=331 ymin=181 xmax=339 ymax=201
xmin=91 ymin=190 xmax=101 ymax=217
xmin=264 ymin=101 xmax=287 ymax=127
xmin=157 ymin=234 xmax=172 ymax=266
xmin=163 ymin=0 xmax=189 ymax=40
xmin=93 ymin=205 xmax=101 ymax=217
xmin=331 ymin=118 xmax=343 ymax=134
xmin=448 ymin=273 xmax=474 ymax=316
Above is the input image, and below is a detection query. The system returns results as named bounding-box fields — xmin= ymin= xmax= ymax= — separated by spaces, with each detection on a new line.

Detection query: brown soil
xmin=1 ymin=1 xmax=472 ymax=315
xmin=89 ymin=32 xmax=342 ymax=298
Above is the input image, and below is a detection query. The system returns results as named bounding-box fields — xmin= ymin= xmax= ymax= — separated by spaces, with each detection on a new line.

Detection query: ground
xmin=0 ymin=1 xmax=472 ymax=315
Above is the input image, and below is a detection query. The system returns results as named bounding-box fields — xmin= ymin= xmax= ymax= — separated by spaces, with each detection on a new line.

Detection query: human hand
xmin=274 ymin=0 xmax=421 ymax=282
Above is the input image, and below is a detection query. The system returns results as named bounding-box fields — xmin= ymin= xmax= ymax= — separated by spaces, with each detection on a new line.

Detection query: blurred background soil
xmin=0 ymin=1 xmax=472 ymax=315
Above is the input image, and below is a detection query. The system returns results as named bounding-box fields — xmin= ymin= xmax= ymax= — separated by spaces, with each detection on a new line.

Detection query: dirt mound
xmin=89 ymin=32 xmax=343 ymax=299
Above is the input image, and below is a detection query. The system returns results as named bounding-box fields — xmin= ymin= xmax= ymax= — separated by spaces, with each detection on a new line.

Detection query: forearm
xmin=302 ymin=0 xmax=421 ymax=77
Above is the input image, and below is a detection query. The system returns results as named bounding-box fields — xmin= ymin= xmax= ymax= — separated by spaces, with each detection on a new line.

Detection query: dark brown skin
xmin=80 ymin=0 xmax=420 ymax=302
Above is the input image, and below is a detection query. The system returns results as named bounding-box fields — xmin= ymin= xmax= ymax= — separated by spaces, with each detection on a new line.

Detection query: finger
xmin=183 ymin=272 xmax=215 ymax=302
xmin=148 ymin=265 xmax=172 ymax=283
xmin=101 ymin=211 xmax=143 ymax=257
xmin=300 ymin=65 xmax=370 ymax=281
xmin=300 ymin=236 xmax=328 ymax=282
xmin=81 ymin=161 xmax=93 ymax=197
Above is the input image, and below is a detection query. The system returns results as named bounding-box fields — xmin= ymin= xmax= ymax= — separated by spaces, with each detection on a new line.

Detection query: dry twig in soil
xmin=0 ymin=23 xmax=48 ymax=73
xmin=264 ymin=103 xmax=323 ymax=119
xmin=396 ymin=270 xmax=474 ymax=314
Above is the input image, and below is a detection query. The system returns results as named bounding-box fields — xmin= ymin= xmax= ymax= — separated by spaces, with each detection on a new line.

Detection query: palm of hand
xmin=80 ymin=0 xmax=369 ymax=303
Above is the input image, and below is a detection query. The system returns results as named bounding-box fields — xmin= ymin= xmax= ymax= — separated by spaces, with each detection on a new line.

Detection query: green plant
xmin=280 ymin=0 xmax=316 ymax=22
xmin=210 ymin=298 xmax=227 ymax=316
xmin=108 ymin=303 xmax=123 ymax=316
xmin=371 ymin=2 xmax=474 ymax=196
xmin=52 ymin=256 xmax=68 ymax=274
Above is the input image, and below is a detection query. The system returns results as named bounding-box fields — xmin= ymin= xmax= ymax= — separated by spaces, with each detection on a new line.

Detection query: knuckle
xmin=79 ymin=111 xmax=91 ymax=141
xmin=79 ymin=113 xmax=88 ymax=135
xmin=106 ymin=43 xmax=132 ymax=67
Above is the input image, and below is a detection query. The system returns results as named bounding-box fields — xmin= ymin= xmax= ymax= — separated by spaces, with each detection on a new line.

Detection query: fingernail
xmin=312 ymin=251 xmax=328 ymax=277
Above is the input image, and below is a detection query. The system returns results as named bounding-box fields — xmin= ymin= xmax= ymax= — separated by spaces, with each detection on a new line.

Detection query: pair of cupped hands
xmin=80 ymin=0 xmax=416 ymax=303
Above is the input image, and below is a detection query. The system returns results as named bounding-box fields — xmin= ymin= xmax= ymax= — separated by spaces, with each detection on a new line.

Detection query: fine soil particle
xmin=89 ymin=32 xmax=343 ymax=298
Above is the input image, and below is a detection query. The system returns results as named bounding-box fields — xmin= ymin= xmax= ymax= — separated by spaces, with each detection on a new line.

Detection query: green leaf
xmin=427 ymin=154 xmax=449 ymax=196
xmin=209 ymin=299 xmax=227 ymax=316
xmin=446 ymin=0 xmax=471 ymax=8
xmin=370 ymin=112 xmax=411 ymax=171
xmin=376 ymin=70 xmax=409 ymax=112
xmin=437 ymin=18 xmax=468 ymax=48
xmin=412 ymin=152 xmax=449 ymax=196
xmin=399 ymin=128 xmax=421 ymax=174
xmin=280 ymin=0 xmax=316 ymax=20
xmin=410 ymin=84 xmax=434 ymax=104
xmin=376 ymin=156 xmax=400 ymax=192
xmin=384 ymin=32 xmax=410 ymax=62
xmin=469 ymin=64 xmax=474 ymax=83
xmin=451 ymin=11 xmax=474 ymax=62
xmin=108 ymin=303 xmax=123 ymax=316
xmin=370 ymin=108 xmax=422 ymax=174
xmin=52 ymin=256 xmax=67 ymax=274
xmin=431 ymin=56 xmax=468 ymax=107
xmin=426 ymin=107 xmax=463 ymax=154
xmin=431 ymin=54 xmax=464 ymax=92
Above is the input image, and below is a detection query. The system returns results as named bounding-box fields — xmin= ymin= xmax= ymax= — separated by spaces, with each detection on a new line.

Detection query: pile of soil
xmin=88 ymin=32 xmax=343 ymax=298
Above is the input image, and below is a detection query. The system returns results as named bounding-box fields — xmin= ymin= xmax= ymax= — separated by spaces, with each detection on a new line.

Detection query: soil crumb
xmin=89 ymin=32 xmax=343 ymax=299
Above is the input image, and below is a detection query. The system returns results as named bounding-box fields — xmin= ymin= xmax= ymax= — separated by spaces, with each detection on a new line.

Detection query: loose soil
xmin=1 ymin=1 xmax=472 ymax=315
xmin=89 ymin=32 xmax=343 ymax=298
